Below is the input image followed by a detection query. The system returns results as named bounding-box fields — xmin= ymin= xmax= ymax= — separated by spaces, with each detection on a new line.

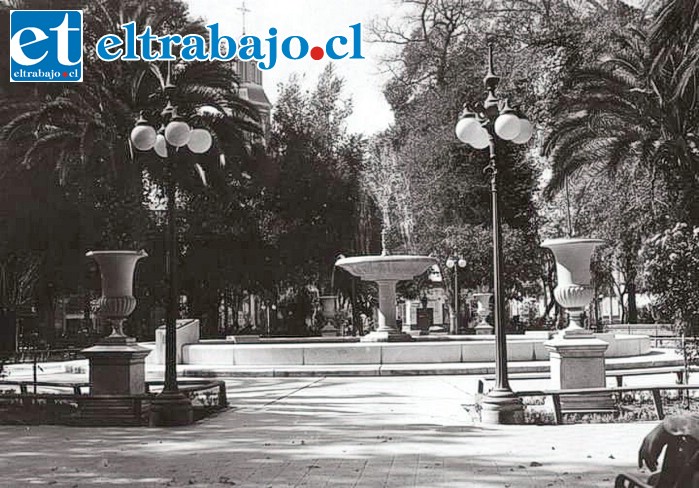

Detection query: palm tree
xmin=648 ymin=0 xmax=699 ymax=100
xmin=542 ymin=25 xmax=699 ymax=324
xmin=542 ymin=27 xmax=699 ymax=224
xmin=1 ymin=0 xmax=261 ymax=193
xmin=0 ymin=0 xmax=263 ymax=337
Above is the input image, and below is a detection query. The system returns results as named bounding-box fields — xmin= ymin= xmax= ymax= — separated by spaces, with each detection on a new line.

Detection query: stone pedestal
xmin=82 ymin=339 xmax=151 ymax=395
xmin=544 ymin=331 xmax=613 ymax=411
xmin=474 ymin=325 xmax=494 ymax=335
xmin=320 ymin=323 xmax=340 ymax=337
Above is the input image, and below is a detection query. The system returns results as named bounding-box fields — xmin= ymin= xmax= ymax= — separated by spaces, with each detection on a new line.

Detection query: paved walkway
xmin=0 ymin=375 xmax=655 ymax=487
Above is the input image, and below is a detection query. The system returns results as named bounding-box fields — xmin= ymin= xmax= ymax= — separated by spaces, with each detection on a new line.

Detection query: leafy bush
xmin=641 ymin=223 xmax=699 ymax=331
xmin=0 ymin=398 xmax=78 ymax=425
xmin=520 ymin=390 xmax=699 ymax=425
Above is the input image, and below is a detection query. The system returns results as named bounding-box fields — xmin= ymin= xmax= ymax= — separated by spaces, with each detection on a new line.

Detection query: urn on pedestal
xmin=542 ymin=238 xmax=613 ymax=412
xmin=472 ymin=292 xmax=494 ymax=335
xmin=319 ymin=295 xmax=340 ymax=337
xmin=82 ymin=250 xmax=150 ymax=398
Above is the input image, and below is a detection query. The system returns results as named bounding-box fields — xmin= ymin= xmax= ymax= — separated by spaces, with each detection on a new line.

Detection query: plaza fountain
xmin=163 ymin=236 xmax=652 ymax=368
xmin=335 ymin=253 xmax=437 ymax=342
xmin=145 ymin=153 xmax=656 ymax=372
xmin=146 ymin=226 xmax=653 ymax=369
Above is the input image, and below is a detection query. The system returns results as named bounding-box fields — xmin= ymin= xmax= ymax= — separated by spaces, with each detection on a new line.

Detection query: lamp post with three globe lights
xmin=454 ymin=42 xmax=533 ymax=424
xmin=129 ymin=71 xmax=214 ymax=426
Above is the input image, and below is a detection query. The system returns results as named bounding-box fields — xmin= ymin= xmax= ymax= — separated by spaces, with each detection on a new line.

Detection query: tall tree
xmin=374 ymin=0 xmax=549 ymax=304
xmin=0 ymin=0 xmax=262 ymax=338
xmin=542 ymin=26 xmax=699 ymax=223
xmin=263 ymin=65 xmax=368 ymax=335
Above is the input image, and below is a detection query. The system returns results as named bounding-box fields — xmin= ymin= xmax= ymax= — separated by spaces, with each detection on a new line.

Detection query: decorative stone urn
xmin=319 ymin=295 xmax=339 ymax=337
xmin=88 ymin=250 xmax=148 ymax=342
xmin=542 ymin=238 xmax=613 ymax=412
xmin=82 ymin=250 xmax=150 ymax=398
xmin=541 ymin=238 xmax=604 ymax=337
xmin=472 ymin=292 xmax=494 ymax=335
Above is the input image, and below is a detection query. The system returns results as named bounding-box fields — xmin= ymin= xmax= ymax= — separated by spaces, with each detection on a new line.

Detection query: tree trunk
xmin=223 ymin=290 xmax=230 ymax=332
xmin=627 ymin=280 xmax=638 ymax=324
xmin=351 ymin=277 xmax=362 ymax=336
xmin=37 ymin=283 xmax=57 ymax=343
xmin=206 ymin=296 xmax=220 ymax=338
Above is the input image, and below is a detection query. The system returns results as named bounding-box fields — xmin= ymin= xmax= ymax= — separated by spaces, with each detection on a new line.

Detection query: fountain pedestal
xmin=362 ymin=280 xmax=412 ymax=342
xmin=336 ymin=255 xmax=437 ymax=343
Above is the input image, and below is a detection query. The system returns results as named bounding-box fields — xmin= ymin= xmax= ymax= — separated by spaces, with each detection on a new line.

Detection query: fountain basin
xmin=335 ymin=255 xmax=436 ymax=281
xmin=335 ymin=254 xmax=437 ymax=341
xmin=176 ymin=333 xmax=651 ymax=366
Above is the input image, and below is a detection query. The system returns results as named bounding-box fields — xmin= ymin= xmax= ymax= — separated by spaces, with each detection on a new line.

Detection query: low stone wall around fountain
xmin=605 ymin=323 xmax=674 ymax=337
xmin=180 ymin=333 xmax=651 ymax=366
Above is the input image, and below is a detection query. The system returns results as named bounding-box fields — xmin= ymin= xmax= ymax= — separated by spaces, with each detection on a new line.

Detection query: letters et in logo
xmin=10 ymin=10 xmax=83 ymax=82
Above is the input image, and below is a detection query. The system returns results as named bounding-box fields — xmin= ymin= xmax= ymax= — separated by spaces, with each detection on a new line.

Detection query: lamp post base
xmin=480 ymin=388 xmax=524 ymax=424
xmin=149 ymin=390 xmax=193 ymax=427
xmin=449 ymin=316 xmax=458 ymax=335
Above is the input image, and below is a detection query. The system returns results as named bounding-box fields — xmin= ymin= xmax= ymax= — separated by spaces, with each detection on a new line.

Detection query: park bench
xmin=514 ymin=384 xmax=699 ymax=424
xmin=0 ymin=379 xmax=227 ymax=426
xmin=0 ymin=380 xmax=85 ymax=395
xmin=614 ymin=471 xmax=659 ymax=487
xmin=615 ymin=423 xmax=699 ymax=487
xmin=476 ymin=365 xmax=687 ymax=394
xmin=146 ymin=379 xmax=228 ymax=407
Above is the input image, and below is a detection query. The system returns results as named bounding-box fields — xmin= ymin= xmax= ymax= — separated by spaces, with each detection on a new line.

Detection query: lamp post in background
xmin=261 ymin=303 xmax=270 ymax=337
xmin=445 ymin=257 xmax=466 ymax=335
xmin=454 ymin=42 xmax=533 ymax=424
xmin=130 ymin=69 xmax=213 ymax=426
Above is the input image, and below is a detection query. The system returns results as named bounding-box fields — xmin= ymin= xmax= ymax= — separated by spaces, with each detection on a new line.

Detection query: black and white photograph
xmin=1 ymin=0 xmax=698 ymax=486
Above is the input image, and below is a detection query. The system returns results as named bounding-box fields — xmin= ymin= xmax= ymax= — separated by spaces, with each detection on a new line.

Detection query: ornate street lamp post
xmin=130 ymin=70 xmax=213 ymax=426
xmin=454 ymin=43 xmax=533 ymax=424
xmin=445 ymin=257 xmax=466 ymax=334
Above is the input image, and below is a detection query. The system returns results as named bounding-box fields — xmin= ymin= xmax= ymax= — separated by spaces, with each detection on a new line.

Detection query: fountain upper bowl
xmin=335 ymin=255 xmax=437 ymax=281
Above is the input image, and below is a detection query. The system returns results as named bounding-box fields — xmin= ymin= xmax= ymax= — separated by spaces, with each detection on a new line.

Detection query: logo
xmin=10 ymin=10 xmax=83 ymax=82
xmin=95 ymin=23 xmax=363 ymax=70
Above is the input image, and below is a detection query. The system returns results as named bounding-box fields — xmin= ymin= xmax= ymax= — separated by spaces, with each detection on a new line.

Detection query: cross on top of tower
xmin=237 ymin=0 xmax=251 ymax=35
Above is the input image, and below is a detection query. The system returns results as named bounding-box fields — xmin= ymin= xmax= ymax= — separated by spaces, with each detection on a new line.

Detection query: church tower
xmin=234 ymin=2 xmax=272 ymax=141
xmin=236 ymin=59 xmax=272 ymax=140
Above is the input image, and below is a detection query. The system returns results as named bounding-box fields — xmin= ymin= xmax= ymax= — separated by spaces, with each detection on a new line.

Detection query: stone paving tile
xmin=0 ymin=376 xmax=657 ymax=487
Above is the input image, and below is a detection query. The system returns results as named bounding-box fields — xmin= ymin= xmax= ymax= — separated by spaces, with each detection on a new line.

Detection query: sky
xmin=184 ymin=0 xmax=400 ymax=135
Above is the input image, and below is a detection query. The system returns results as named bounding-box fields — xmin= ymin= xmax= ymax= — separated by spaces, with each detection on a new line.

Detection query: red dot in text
xmin=62 ymin=72 xmax=68 ymax=77
xmin=310 ymin=47 xmax=324 ymax=60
